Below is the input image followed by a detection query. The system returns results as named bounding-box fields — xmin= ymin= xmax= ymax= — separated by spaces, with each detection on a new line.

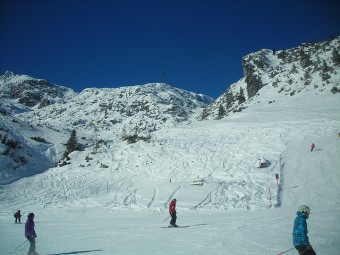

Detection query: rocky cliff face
xmin=13 ymin=83 xmax=213 ymax=140
xmin=0 ymin=71 xmax=77 ymax=114
xmin=199 ymin=36 xmax=340 ymax=120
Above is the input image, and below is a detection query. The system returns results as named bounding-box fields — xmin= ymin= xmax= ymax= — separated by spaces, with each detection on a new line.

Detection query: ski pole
xmin=14 ymin=239 xmax=28 ymax=250
xmin=10 ymin=240 xmax=28 ymax=255
xmin=161 ymin=215 xmax=171 ymax=224
xmin=19 ymin=242 xmax=29 ymax=251
xmin=277 ymin=247 xmax=295 ymax=255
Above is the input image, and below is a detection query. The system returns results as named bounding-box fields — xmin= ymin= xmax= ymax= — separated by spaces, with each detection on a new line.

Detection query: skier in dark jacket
xmin=168 ymin=198 xmax=178 ymax=227
xmin=14 ymin=210 xmax=21 ymax=223
xmin=292 ymin=205 xmax=316 ymax=255
xmin=25 ymin=212 xmax=37 ymax=255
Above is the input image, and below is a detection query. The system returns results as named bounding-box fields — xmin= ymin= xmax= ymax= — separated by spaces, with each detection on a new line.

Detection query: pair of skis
xmin=162 ymin=225 xmax=190 ymax=228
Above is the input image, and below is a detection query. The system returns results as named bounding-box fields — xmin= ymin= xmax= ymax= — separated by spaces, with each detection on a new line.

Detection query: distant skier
xmin=169 ymin=198 xmax=178 ymax=227
xmin=292 ymin=205 xmax=316 ymax=255
xmin=14 ymin=210 xmax=21 ymax=223
xmin=25 ymin=213 xmax=38 ymax=255
xmin=310 ymin=143 xmax=315 ymax=152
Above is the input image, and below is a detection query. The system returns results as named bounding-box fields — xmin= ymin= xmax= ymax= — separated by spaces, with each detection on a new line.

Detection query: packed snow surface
xmin=1 ymin=94 xmax=340 ymax=255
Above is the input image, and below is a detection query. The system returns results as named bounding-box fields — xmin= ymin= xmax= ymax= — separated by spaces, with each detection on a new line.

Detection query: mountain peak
xmin=199 ymin=36 xmax=340 ymax=120
xmin=3 ymin=70 xmax=15 ymax=78
xmin=0 ymin=72 xmax=77 ymax=113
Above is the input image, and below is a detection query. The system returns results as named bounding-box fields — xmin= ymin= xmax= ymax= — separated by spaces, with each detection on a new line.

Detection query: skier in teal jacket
xmin=292 ymin=205 xmax=316 ymax=255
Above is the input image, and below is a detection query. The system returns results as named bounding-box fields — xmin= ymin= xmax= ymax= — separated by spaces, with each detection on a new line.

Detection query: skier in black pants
xmin=14 ymin=210 xmax=21 ymax=223
xmin=168 ymin=198 xmax=178 ymax=227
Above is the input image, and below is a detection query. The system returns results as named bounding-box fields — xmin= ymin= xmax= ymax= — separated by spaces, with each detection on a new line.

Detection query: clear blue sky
xmin=1 ymin=0 xmax=339 ymax=98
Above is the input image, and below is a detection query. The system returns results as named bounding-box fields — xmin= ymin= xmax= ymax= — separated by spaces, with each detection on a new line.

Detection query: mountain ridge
xmin=0 ymin=78 xmax=214 ymax=183
xmin=199 ymin=36 xmax=340 ymax=120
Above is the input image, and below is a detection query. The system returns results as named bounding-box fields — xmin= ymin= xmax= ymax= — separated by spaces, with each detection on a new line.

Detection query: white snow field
xmin=1 ymin=94 xmax=340 ymax=255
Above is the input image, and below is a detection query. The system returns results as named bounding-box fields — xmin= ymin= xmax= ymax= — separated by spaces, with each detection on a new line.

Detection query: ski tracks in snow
xmin=147 ymin=187 xmax=158 ymax=208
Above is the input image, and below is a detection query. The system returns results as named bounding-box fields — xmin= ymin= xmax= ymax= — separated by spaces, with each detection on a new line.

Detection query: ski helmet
xmin=28 ymin=212 xmax=35 ymax=218
xmin=298 ymin=205 xmax=310 ymax=214
xmin=172 ymin=198 xmax=176 ymax=202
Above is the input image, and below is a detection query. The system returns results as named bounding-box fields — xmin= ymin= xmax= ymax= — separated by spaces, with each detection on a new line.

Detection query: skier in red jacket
xmin=310 ymin=143 xmax=315 ymax=152
xmin=169 ymin=198 xmax=178 ymax=227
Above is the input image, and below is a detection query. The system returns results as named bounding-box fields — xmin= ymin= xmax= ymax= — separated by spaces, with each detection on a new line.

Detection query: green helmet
xmin=298 ymin=205 xmax=310 ymax=214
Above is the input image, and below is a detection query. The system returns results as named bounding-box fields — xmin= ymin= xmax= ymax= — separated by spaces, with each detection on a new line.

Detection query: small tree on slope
xmin=62 ymin=129 xmax=81 ymax=160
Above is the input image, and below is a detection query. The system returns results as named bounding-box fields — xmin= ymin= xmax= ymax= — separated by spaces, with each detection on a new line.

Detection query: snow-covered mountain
xmin=0 ymin=78 xmax=213 ymax=183
xmin=0 ymin=72 xmax=77 ymax=183
xmin=199 ymin=36 xmax=340 ymax=120
xmin=0 ymin=71 xmax=77 ymax=115
xmin=17 ymin=83 xmax=213 ymax=137
xmin=0 ymin=36 xmax=338 ymax=198
xmin=1 ymin=37 xmax=340 ymax=255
